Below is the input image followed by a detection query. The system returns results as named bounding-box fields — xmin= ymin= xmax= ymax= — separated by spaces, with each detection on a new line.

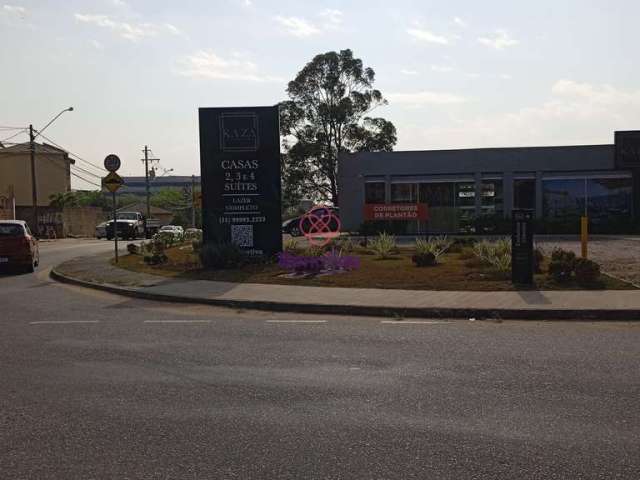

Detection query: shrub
xmin=448 ymin=237 xmax=479 ymax=254
xmin=548 ymin=248 xmax=576 ymax=283
xmin=283 ymin=237 xmax=299 ymax=253
xmin=472 ymin=237 xmax=512 ymax=273
xmin=533 ymin=247 xmax=545 ymax=274
xmin=414 ymin=235 xmax=452 ymax=264
xmin=304 ymin=245 xmax=327 ymax=257
xmin=277 ymin=253 xmax=323 ymax=275
xmin=277 ymin=251 xmax=360 ymax=274
xmin=370 ymin=232 xmax=396 ymax=259
xmin=200 ymin=243 xmax=245 ymax=269
xmin=184 ymin=228 xmax=203 ymax=241
xmin=153 ymin=231 xmax=176 ymax=248
xmin=412 ymin=252 xmax=436 ymax=267
xmin=334 ymin=236 xmax=355 ymax=253
xmin=143 ymin=238 xmax=168 ymax=265
xmin=574 ymin=258 xmax=601 ymax=285
xmin=143 ymin=252 xmax=167 ymax=265
xmin=322 ymin=248 xmax=360 ymax=271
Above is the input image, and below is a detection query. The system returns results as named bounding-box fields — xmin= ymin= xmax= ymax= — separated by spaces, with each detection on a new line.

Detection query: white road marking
xmin=380 ymin=320 xmax=449 ymax=325
xmin=266 ymin=320 xmax=327 ymax=324
xmin=30 ymin=320 xmax=100 ymax=325
xmin=143 ymin=320 xmax=212 ymax=324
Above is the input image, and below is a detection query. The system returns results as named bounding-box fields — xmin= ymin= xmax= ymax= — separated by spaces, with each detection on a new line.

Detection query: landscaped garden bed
xmin=114 ymin=234 xmax=635 ymax=291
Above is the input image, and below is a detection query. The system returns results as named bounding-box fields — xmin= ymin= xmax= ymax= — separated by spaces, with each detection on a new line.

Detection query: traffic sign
xmin=103 ymin=171 xmax=125 ymax=193
xmin=104 ymin=154 xmax=121 ymax=172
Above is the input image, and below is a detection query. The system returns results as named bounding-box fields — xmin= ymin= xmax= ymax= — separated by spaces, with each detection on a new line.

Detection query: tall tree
xmin=280 ymin=49 xmax=397 ymax=206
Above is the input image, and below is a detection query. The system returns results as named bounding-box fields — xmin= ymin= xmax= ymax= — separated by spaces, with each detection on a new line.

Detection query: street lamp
xmin=30 ymin=107 xmax=74 ymax=236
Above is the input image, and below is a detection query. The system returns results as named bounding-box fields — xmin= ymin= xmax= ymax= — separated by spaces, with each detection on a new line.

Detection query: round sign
xmin=104 ymin=154 xmax=121 ymax=172
xmin=299 ymin=205 xmax=341 ymax=247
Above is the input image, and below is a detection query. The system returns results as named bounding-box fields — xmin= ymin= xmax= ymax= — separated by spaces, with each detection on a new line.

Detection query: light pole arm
xmin=33 ymin=107 xmax=74 ymax=140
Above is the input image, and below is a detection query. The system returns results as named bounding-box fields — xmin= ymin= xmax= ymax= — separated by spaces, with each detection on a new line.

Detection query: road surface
xmin=1 ymin=239 xmax=639 ymax=479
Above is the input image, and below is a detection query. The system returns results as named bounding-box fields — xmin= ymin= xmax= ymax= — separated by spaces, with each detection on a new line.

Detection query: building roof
xmin=0 ymin=142 xmax=75 ymax=163
xmin=116 ymin=202 xmax=173 ymax=216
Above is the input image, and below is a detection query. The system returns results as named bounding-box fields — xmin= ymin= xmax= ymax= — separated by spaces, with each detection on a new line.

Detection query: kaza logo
xmin=219 ymin=113 xmax=259 ymax=151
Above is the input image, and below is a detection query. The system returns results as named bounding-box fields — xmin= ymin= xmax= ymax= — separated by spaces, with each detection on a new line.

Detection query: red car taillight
xmin=22 ymin=235 xmax=32 ymax=247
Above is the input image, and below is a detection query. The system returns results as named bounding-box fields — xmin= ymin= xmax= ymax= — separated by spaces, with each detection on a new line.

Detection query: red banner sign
xmin=363 ymin=203 xmax=429 ymax=221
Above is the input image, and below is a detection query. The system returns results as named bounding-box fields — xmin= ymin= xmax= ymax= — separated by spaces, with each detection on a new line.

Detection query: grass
xmin=114 ymin=244 xmax=635 ymax=291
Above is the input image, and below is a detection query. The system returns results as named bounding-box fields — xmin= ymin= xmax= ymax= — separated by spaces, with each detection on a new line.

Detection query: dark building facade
xmin=338 ymin=131 xmax=640 ymax=234
xmin=117 ymin=176 xmax=201 ymax=196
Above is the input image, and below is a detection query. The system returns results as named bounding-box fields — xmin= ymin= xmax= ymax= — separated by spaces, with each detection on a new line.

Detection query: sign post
xmin=103 ymin=155 xmax=124 ymax=263
xmin=198 ymin=106 xmax=281 ymax=257
xmin=512 ymin=209 xmax=534 ymax=285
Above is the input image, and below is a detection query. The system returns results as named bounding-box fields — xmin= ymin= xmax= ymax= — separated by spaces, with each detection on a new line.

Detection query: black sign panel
xmin=512 ymin=209 xmax=534 ymax=285
xmin=615 ymin=131 xmax=640 ymax=169
xmin=199 ymin=106 xmax=282 ymax=256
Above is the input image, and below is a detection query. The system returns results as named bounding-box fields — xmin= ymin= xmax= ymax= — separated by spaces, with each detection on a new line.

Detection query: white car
xmin=158 ymin=225 xmax=184 ymax=240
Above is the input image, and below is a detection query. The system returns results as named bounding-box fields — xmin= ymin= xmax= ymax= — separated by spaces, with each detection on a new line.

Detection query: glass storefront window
xmin=420 ymin=183 xmax=455 ymax=233
xmin=456 ymin=182 xmax=476 ymax=233
xmin=542 ymin=176 xmax=632 ymax=232
xmin=587 ymin=177 xmax=632 ymax=223
xmin=514 ymin=179 xmax=535 ymax=210
xmin=543 ymin=179 xmax=586 ymax=219
xmin=390 ymin=183 xmax=417 ymax=203
xmin=364 ymin=182 xmax=385 ymax=204
xmin=480 ymin=180 xmax=503 ymax=215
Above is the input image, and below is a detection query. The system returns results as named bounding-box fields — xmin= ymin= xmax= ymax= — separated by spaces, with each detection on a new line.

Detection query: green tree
xmin=280 ymin=49 xmax=397 ymax=206
xmin=48 ymin=192 xmax=78 ymax=209
xmin=75 ymin=190 xmax=109 ymax=209
xmin=150 ymin=189 xmax=185 ymax=209
xmin=116 ymin=193 xmax=142 ymax=209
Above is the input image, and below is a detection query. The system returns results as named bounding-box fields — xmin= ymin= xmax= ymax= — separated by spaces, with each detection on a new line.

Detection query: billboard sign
xmin=615 ymin=131 xmax=640 ymax=169
xmin=363 ymin=203 xmax=429 ymax=221
xmin=199 ymin=106 xmax=282 ymax=256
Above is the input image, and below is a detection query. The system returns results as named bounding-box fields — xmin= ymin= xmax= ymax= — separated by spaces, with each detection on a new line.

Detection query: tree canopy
xmin=280 ymin=49 xmax=397 ymax=207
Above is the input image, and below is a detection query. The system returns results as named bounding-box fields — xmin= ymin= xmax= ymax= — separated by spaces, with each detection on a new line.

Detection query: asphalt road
xmin=1 ymin=239 xmax=640 ymax=479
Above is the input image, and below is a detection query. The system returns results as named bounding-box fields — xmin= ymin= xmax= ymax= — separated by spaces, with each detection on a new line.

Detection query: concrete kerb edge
xmin=50 ymin=268 xmax=640 ymax=321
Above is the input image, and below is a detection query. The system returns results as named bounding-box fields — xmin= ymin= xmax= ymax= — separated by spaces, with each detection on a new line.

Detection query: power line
xmin=0 ymin=125 xmax=26 ymax=130
xmin=71 ymin=163 xmax=103 ymax=179
xmin=0 ymin=129 xmax=27 ymax=143
xmin=34 ymin=152 xmax=103 ymax=190
xmin=34 ymin=131 xmax=105 ymax=173
xmin=70 ymin=170 xmax=101 ymax=188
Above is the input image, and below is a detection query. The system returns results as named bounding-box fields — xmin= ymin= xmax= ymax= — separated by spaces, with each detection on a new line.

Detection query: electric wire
xmin=0 ymin=129 xmax=27 ymax=143
xmin=34 ymin=131 xmax=105 ymax=173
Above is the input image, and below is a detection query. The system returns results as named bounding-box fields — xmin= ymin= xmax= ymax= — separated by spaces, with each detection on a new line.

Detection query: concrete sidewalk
xmin=51 ymin=253 xmax=640 ymax=320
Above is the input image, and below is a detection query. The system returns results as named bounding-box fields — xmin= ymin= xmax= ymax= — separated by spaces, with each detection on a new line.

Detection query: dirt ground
xmin=537 ymin=236 xmax=640 ymax=286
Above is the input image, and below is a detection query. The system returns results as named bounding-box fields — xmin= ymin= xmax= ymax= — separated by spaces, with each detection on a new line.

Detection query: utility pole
xmin=25 ymin=107 xmax=73 ymax=236
xmin=29 ymin=124 xmax=38 ymax=236
xmin=141 ymin=145 xmax=159 ymax=238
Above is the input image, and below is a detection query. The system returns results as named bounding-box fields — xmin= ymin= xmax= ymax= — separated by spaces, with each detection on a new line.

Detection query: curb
xmin=50 ymin=268 xmax=640 ymax=321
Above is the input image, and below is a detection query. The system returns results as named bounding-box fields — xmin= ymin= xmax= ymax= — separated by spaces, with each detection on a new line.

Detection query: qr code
xmin=231 ymin=224 xmax=253 ymax=247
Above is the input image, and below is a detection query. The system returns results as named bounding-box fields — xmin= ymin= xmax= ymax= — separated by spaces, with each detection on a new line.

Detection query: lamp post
xmin=30 ymin=107 xmax=73 ymax=236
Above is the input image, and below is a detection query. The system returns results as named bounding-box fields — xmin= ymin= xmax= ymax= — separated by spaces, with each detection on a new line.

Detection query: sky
xmin=1 ymin=0 xmax=639 ymax=189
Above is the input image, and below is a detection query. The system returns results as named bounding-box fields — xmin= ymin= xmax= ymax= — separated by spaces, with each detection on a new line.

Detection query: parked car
xmin=144 ymin=218 xmax=162 ymax=238
xmin=282 ymin=207 xmax=340 ymax=237
xmin=184 ymin=228 xmax=202 ymax=239
xmin=105 ymin=212 xmax=149 ymax=240
xmin=0 ymin=220 xmax=39 ymax=272
xmin=158 ymin=225 xmax=184 ymax=241
xmin=95 ymin=221 xmax=108 ymax=239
